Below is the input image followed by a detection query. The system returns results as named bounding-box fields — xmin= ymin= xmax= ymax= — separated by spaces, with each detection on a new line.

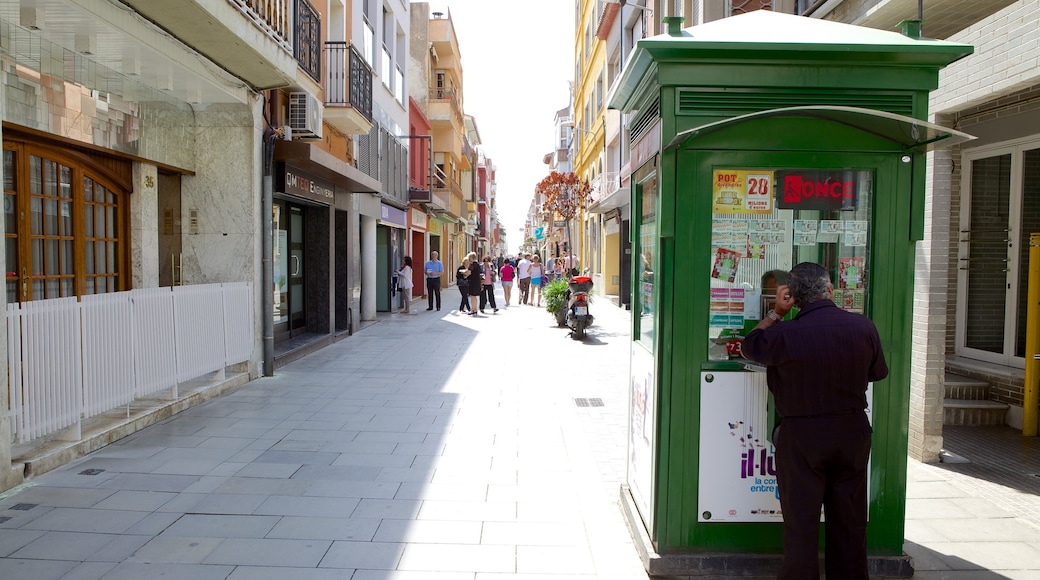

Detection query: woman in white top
xmin=397 ymin=256 xmax=414 ymax=314
xmin=529 ymin=255 xmax=544 ymax=307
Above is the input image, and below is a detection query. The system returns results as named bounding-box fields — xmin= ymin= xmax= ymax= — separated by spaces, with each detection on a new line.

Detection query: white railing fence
xmin=8 ymin=283 xmax=254 ymax=444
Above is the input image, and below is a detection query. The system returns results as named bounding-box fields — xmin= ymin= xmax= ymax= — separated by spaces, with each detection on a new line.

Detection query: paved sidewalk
xmin=0 ymin=285 xmax=1039 ymax=578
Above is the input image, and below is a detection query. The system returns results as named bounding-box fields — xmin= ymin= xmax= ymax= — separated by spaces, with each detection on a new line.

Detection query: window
xmin=636 ymin=168 xmax=658 ymax=348
xmin=4 ymin=142 xmax=126 ymax=303
xmin=958 ymin=141 xmax=1040 ymax=367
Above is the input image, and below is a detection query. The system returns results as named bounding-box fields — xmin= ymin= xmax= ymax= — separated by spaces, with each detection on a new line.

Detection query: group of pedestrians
xmin=399 ymin=251 xmax=569 ymax=317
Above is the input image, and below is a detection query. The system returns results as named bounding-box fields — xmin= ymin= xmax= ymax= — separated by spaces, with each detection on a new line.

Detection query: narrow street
xmin=0 ymin=289 xmax=649 ymax=579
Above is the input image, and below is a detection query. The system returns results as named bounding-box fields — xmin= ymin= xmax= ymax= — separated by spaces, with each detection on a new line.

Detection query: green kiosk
xmin=611 ymin=10 xmax=973 ymax=577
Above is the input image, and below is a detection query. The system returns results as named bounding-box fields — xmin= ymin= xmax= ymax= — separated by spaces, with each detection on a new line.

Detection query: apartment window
xmin=362 ymin=16 xmax=374 ymax=65
xmin=3 ymin=141 xmax=127 ymax=303
xmin=596 ymin=71 xmax=604 ymax=112
xmin=608 ymin=46 xmax=621 ymax=87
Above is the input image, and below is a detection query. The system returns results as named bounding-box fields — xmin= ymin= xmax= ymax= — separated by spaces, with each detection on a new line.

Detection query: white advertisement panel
xmin=628 ymin=344 xmax=656 ymax=528
xmin=698 ymin=371 xmax=873 ymax=523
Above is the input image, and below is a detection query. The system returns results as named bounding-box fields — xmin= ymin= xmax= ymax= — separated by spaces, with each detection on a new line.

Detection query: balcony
xmin=119 ymin=0 xmax=298 ymax=89
xmin=294 ymin=0 xmax=321 ymax=82
xmin=429 ymin=88 xmax=464 ymax=128
xmin=431 ymin=175 xmax=463 ymax=218
xmin=324 ymin=42 xmax=374 ymax=135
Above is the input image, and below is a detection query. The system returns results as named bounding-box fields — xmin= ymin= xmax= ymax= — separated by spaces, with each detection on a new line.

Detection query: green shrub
xmin=543 ymin=278 xmax=570 ymax=316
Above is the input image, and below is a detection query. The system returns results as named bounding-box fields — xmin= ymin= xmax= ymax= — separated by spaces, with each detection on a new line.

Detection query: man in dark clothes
xmin=741 ymin=262 xmax=888 ymax=580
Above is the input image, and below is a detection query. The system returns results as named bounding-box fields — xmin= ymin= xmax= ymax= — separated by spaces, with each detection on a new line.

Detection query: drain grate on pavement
xmin=10 ymin=503 xmax=37 ymax=511
xmin=574 ymin=398 xmax=605 ymax=408
xmin=79 ymin=469 xmax=105 ymax=476
xmin=0 ymin=516 xmax=11 ymax=524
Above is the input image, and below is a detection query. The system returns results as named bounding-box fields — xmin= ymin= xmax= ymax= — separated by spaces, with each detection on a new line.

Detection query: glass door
xmin=958 ymin=141 xmax=1040 ymax=367
xmin=273 ymin=200 xmax=307 ymax=338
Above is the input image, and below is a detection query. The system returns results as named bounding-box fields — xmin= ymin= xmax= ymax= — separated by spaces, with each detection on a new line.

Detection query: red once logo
xmin=783 ymin=175 xmax=854 ymax=203
xmin=777 ymin=172 xmax=859 ymax=211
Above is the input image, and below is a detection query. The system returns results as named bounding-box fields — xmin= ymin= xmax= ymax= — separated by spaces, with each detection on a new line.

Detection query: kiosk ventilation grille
xmin=676 ymin=88 xmax=915 ymax=117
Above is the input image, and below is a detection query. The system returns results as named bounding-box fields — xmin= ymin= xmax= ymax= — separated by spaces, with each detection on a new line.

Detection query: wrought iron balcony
xmin=324 ymin=42 xmax=374 ymax=135
xmin=295 ymin=0 xmax=321 ymax=82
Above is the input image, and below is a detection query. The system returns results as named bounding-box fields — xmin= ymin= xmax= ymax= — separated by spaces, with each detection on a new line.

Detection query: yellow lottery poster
xmin=712 ymin=170 xmax=775 ymax=215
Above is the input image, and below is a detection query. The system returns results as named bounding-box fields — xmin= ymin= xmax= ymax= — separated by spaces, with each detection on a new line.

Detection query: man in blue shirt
xmin=424 ymin=251 xmax=444 ymax=311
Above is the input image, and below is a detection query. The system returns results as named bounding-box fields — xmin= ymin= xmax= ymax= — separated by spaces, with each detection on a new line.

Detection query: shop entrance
xmin=274 ymin=200 xmax=306 ymax=339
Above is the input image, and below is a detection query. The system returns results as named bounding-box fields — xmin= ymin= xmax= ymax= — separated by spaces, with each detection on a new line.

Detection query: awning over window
xmin=665 ymin=106 xmax=975 ymax=152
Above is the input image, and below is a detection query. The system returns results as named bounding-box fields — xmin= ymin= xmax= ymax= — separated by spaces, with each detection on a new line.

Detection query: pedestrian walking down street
xmin=517 ymin=253 xmax=532 ymax=305
xmin=397 ymin=256 xmax=414 ymax=314
xmin=424 ymin=250 xmax=443 ymax=311
xmin=480 ymin=256 xmax=498 ymax=313
xmin=529 ymin=255 xmax=544 ymax=307
xmin=741 ymin=262 xmax=888 ymax=580
xmin=456 ymin=257 xmax=472 ymax=312
xmin=499 ymin=257 xmax=515 ymax=307
xmin=467 ymin=251 xmax=482 ymax=316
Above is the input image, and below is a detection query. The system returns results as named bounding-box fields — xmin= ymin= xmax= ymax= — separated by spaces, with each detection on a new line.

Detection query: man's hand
xmin=774 ymin=284 xmax=796 ymax=317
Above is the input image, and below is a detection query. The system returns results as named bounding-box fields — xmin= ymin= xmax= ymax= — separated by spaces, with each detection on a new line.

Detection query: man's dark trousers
xmin=426 ymin=277 xmax=441 ymax=310
xmin=775 ymin=412 xmax=872 ymax=580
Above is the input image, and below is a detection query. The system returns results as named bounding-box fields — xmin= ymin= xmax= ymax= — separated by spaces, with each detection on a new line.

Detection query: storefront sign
xmin=410 ymin=208 xmax=428 ymax=231
xmin=281 ymin=165 xmax=334 ymax=205
xmin=712 ymin=169 xmax=774 ymax=214
xmin=776 ymin=170 xmax=858 ymax=211
xmin=380 ymin=203 xmax=407 ymax=227
xmin=429 ymin=219 xmax=442 ymax=236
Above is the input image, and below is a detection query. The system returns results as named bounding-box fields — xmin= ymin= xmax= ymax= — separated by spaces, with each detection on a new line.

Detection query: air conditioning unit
xmin=288 ymin=92 xmax=323 ymax=140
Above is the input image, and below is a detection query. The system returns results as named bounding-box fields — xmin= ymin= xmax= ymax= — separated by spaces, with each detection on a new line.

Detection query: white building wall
xmin=932 ymin=0 xmax=1040 ymax=116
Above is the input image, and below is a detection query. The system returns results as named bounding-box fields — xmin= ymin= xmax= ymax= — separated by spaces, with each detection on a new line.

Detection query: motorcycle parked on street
xmin=564 ymin=276 xmax=594 ymax=339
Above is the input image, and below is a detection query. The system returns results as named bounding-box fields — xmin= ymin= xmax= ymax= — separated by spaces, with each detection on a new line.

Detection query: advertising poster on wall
xmin=699 ymin=373 xmax=874 ymax=522
xmin=698 ymin=372 xmax=780 ymax=522
xmin=712 ymin=169 xmax=775 ymax=214
xmin=628 ymin=345 xmax=656 ymax=528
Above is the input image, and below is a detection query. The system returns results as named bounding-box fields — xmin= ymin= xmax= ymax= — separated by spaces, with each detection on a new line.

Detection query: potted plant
xmin=544 ymin=278 xmax=570 ymax=326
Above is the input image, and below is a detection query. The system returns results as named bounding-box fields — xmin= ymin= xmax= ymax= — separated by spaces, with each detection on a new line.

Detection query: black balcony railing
xmin=325 ymin=42 xmax=374 ymax=123
xmin=295 ymin=0 xmax=321 ymax=82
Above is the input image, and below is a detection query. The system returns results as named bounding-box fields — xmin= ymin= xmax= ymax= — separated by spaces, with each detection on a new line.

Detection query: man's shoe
xmin=493 ymin=308 xmax=498 ymax=313
xmin=426 ymin=307 xmax=433 ymax=311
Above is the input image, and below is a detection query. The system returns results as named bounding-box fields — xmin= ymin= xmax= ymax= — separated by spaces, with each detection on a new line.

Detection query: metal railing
xmin=429 ymin=88 xmax=463 ymax=125
xmin=228 ymin=0 xmax=292 ymax=52
xmin=325 ymin=42 xmax=373 ymax=122
xmin=295 ymin=0 xmax=322 ymax=81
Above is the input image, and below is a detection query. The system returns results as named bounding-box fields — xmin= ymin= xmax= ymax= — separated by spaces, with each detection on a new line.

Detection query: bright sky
xmin=422 ymin=1 xmax=574 ymax=252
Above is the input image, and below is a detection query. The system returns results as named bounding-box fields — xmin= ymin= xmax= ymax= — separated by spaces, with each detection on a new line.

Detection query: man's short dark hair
xmin=788 ymin=262 xmax=831 ymax=306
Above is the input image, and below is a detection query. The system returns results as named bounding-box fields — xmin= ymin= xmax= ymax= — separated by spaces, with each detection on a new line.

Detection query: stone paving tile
xmin=373 ymin=519 xmax=483 ymax=544
xmin=267 ymin=515 xmax=381 ymax=541
xmin=397 ymin=543 xmax=516 ymax=573
xmin=227 ymin=566 xmax=354 ymax=579
xmin=20 ymin=507 xmax=147 ymax=534
xmin=319 ymin=539 xmax=406 ymax=569
xmin=160 ymin=513 xmax=280 ymax=538
xmin=0 ymin=558 xmax=78 ymax=580
xmin=201 ymin=537 xmax=332 ymax=567
xmin=0 ymin=528 xmax=43 ymax=557
xmin=93 ymin=562 xmax=235 ymax=579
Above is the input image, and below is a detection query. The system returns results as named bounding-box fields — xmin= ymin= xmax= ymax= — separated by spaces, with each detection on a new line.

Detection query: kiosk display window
xmin=636 ymin=171 xmax=658 ymax=349
xmin=706 ymin=168 xmax=875 ymax=360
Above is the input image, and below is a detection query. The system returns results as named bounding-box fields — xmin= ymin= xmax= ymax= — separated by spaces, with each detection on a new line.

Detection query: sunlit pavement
xmin=1 ymin=283 xmax=1040 ymax=579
